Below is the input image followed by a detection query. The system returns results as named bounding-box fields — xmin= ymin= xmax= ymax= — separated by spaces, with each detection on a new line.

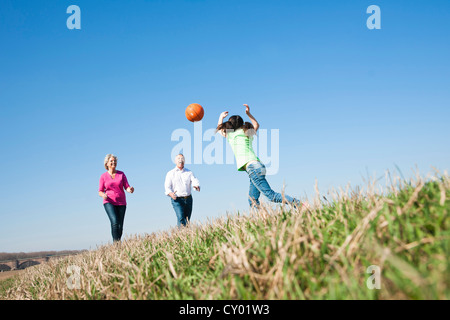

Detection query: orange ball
xmin=185 ymin=103 xmax=204 ymax=122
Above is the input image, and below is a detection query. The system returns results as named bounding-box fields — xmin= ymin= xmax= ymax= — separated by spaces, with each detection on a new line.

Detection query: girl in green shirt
xmin=216 ymin=104 xmax=306 ymax=209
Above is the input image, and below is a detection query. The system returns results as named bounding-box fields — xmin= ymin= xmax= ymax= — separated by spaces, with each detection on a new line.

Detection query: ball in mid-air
xmin=185 ymin=103 xmax=204 ymax=122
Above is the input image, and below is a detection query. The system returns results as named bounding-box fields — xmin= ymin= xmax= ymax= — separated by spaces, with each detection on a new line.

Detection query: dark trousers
xmin=171 ymin=195 xmax=193 ymax=227
xmin=104 ymin=203 xmax=126 ymax=241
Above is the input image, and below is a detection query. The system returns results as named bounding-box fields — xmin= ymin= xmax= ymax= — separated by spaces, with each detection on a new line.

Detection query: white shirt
xmin=164 ymin=167 xmax=200 ymax=197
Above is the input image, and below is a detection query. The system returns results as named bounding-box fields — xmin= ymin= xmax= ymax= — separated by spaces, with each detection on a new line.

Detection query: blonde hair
xmin=104 ymin=154 xmax=117 ymax=170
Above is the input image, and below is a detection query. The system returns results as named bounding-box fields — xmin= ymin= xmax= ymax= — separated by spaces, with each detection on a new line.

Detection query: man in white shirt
xmin=165 ymin=154 xmax=200 ymax=227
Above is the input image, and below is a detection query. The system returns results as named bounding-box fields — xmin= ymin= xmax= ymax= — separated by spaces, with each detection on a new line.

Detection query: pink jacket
xmin=98 ymin=171 xmax=130 ymax=206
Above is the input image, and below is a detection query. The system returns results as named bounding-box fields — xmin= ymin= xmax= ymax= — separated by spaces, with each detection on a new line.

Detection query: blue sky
xmin=1 ymin=0 xmax=449 ymax=252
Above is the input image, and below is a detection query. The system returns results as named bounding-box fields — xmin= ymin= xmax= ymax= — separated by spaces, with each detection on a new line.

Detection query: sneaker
xmin=292 ymin=200 xmax=309 ymax=212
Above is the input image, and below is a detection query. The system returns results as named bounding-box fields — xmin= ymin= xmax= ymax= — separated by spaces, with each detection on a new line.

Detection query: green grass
xmin=1 ymin=171 xmax=449 ymax=300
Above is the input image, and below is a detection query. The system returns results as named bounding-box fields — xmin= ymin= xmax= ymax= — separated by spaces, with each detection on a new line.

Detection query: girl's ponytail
xmin=216 ymin=115 xmax=255 ymax=134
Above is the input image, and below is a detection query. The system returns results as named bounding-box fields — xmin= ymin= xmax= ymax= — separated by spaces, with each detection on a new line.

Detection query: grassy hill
xmin=1 ymin=170 xmax=448 ymax=300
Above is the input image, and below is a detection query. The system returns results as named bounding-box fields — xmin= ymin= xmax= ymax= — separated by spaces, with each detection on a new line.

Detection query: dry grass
xmin=1 ymin=169 xmax=449 ymax=300
xmin=0 ymin=270 xmax=25 ymax=282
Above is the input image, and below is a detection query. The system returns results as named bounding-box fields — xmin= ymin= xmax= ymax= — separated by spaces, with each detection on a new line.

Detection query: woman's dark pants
xmin=104 ymin=203 xmax=126 ymax=242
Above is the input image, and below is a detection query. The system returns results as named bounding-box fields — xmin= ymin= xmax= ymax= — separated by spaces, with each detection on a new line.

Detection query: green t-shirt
xmin=226 ymin=128 xmax=260 ymax=171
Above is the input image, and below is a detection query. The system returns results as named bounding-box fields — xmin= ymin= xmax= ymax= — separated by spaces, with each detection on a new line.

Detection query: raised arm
xmin=217 ymin=111 xmax=229 ymax=137
xmin=244 ymin=104 xmax=259 ymax=132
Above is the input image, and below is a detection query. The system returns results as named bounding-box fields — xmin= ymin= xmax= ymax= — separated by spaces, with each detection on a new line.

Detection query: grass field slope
xmin=1 ymin=170 xmax=449 ymax=300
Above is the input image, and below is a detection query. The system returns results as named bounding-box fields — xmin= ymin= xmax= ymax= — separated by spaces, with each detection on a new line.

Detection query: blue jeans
xmin=246 ymin=161 xmax=297 ymax=207
xmin=103 ymin=203 xmax=126 ymax=242
xmin=171 ymin=195 xmax=193 ymax=227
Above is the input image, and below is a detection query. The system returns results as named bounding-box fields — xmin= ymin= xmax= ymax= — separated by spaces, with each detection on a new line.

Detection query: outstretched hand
xmin=220 ymin=111 xmax=229 ymax=119
xmin=244 ymin=104 xmax=250 ymax=115
xmin=244 ymin=104 xmax=259 ymax=132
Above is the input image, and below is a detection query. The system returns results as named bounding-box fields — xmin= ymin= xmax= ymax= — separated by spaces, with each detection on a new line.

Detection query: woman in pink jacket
xmin=98 ymin=154 xmax=134 ymax=242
